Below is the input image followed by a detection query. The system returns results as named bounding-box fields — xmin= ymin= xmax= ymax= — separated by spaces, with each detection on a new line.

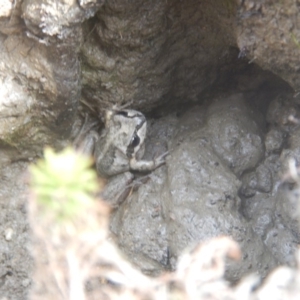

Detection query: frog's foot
xmin=153 ymin=151 xmax=169 ymax=168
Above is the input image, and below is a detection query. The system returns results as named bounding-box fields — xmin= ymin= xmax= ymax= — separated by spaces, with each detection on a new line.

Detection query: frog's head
xmin=106 ymin=108 xmax=147 ymax=159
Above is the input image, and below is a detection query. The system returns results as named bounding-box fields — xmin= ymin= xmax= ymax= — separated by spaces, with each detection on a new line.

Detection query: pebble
xmin=22 ymin=278 xmax=31 ymax=287
xmin=4 ymin=228 xmax=14 ymax=241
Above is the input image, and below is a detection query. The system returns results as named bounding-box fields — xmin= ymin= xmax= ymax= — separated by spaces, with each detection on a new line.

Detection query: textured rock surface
xmin=0 ymin=162 xmax=32 ymax=299
xmin=0 ymin=0 xmax=103 ymax=166
xmin=110 ymin=95 xmax=281 ymax=280
xmin=206 ymin=94 xmax=264 ymax=176
xmin=1 ymin=0 xmax=300 ymax=298
xmin=237 ymin=0 xmax=300 ymax=92
xmin=81 ymin=0 xmax=236 ymax=112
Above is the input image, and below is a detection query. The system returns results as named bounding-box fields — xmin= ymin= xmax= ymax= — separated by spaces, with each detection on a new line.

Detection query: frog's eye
xmin=130 ymin=132 xmax=140 ymax=148
xmin=126 ymin=132 xmax=141 ymax=158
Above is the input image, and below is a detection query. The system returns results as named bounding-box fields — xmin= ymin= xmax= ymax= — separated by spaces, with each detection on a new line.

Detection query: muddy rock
xmin=264 ymin=222 xmax=298 ymax=267
xmin=240 ymin=164 xmax=273 ymax=197
xmin=237 ymin=0 xmax=300 ymax=92
xmin=280 ymin=127 xmax=300 ymax=174
xmin=207 ymin=94 xmax=264 ymax=176
xmin=0 ymin=162 xmax=32 ymax=299
xmin=0 ymin=0 xmax=103 ymax=167
xmin=265 ymin=128 xmax=286 ymax=154
xmin=238 ymin=96 xmax=300 ymax=267
xmin=81 ymin=0 xmax=237 ymax=112
xmin=111 ymin=100 xmax=278 ymax=281
xmin=0 ymin=0 xmax=239 ymax=167
xmin=22 ymin=0 xmax=104 ymax=37
xmin=266 ymin=96 xmax=299 ymax=130
xmin=241 ymin=190 xmax=298 ymax=266
xmin=2 ymin=0 xmax=300 ymax=298
xmin=274 ymin=127 xmax=300 ymax=243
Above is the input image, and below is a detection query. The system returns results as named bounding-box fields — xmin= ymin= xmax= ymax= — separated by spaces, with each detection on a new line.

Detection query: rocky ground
xmin=1 ymin=0 xmax=300 ymax=299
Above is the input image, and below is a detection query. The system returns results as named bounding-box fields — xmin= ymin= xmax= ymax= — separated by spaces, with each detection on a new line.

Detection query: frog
xmin=75 ymin=105 xmax=168 ymax=206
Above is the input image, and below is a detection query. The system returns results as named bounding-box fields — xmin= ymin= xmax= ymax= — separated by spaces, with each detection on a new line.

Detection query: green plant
xmin=30 ymin=147 xmax=99 ymax=222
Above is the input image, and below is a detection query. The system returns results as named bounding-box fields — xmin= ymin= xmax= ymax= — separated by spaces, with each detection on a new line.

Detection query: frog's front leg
xmin=129 ymin=151 xmax=169 ymax=172
xmin=100 ymin=172 xmax=134 ymax=207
